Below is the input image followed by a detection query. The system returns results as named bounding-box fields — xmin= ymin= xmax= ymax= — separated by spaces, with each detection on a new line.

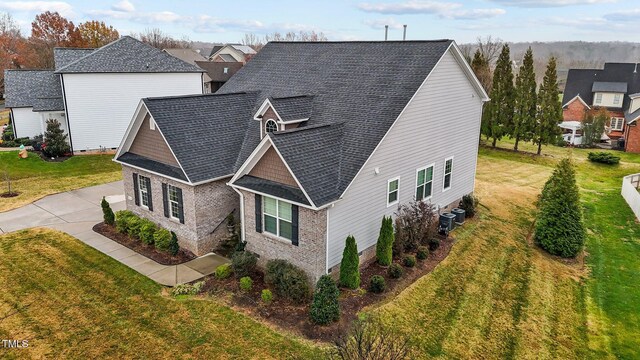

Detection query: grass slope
xmin=0 ymin=152 xmax=122 ymax=212
xmin=0 ymin=229 xmax=321 ymax=359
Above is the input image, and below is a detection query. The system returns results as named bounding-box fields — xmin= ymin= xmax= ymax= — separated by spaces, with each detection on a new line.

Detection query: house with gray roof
xmin=114 ymin=40 xmax=488 ymax=281
xmin=209 ymin=44 xmax=256 ymax=63
xmin=162 ymin=48 xmax=213 ymax=93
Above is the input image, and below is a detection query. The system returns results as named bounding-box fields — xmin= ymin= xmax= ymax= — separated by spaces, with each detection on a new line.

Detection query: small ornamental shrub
xmin=331 ymin=317 xmax=411 ymax=360
xmin=339 ymin=235 xmax=360 ymax=289
xmin=394 ymin=200 xmax=438 ymax=255
xmin=215 ymin=263 xmax=232 ymax=279
xmin=42 ymin=119 xmax=70 ymax=157
xmin=428 ymin=238 xmax=440 ymax=251
xmin=387 ymin=263 xmax=403 ymax=279
xmin=239 ymin=276 xmax=253 ymax=292
xmin=171 ymin=281 xmax=204 ymax=296
xmin=265 ymin=259 xmax=310 ymax=304
xmin=154 ymin=228 xmax=172 ymax=252
xmin=231 ymin=251 xmax=257 ymax=278
xmin=416 ymin=246 xmax=429 ymax=260
xmin=261 ymin=289 xmax=273 ymax=304
xmin=138 ymin=219 xmax=157 ymax=245
xmin=369 ymin=275 xmax=386 ymax=294
xmin=168 ymin=231 xmax=179 ymax=256
xmin=588 ymin=152 xmax=620 ymax=165
xmin=459 ymin=194 xmax=479 ymax=218
xmin=403 ymin=255 xmax=416 ymax=268
xmin=126 ymin=215 xmax=143 ymax=238
xmin=376 ymin=216 xmax=394 ymax=266
xmin=115 ymin=210 xmax=135 ymax=234
xmin=101 ymin=197 xmax=115 ymax=226
xmin=310 ymin=275 xmax=341 ymax=325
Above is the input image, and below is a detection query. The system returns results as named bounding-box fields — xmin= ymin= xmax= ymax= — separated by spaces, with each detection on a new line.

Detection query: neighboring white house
xmin=209 ymin=44 xmax=256 ymax=63
xmin=163 ymin=48 xmax=213 ymax=93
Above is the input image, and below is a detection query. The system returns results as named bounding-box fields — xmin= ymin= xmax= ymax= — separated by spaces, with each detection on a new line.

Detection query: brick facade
xmin=563 ymin=97 xmax=588 ymax=122
xmin=122 ymin=165 xmax=239 ymax=255
xmin=624 ymin=123 xmax=640 ymax=153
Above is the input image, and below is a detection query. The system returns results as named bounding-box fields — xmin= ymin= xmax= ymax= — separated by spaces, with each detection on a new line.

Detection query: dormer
xmin=592 ymin=81 xmax=627 ymax=108
xmin=253 ymin=95 xmax=313 ymax=138
xmin=629 ymin=93 xmax=640 ymax=114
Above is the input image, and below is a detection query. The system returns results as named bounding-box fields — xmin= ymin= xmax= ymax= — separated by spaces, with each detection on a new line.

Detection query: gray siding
xmin=326 ymin=49 xmax=484 ymax=269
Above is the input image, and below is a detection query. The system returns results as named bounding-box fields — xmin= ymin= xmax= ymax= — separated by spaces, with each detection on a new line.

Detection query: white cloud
xmin=111 ymin=0 xmax=134 ymax=13
xmin=604 ymin=9 xmax=640 ymax=22
xmin=363 ymin=17 xmax=405 ymax=30
xmin=445 ymin=8 xmax=506 ymax=19
xmin=488 ymin=0 xmax=615 ymax=7
xmin=0 ymin=1 xmax=74 ymax=16
xmin=357 ymin=1 xmax=505 ymax=20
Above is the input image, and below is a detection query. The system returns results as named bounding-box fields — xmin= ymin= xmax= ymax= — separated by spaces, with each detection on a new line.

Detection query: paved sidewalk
xmin=0 ymin=181 xmax=227 ymax=286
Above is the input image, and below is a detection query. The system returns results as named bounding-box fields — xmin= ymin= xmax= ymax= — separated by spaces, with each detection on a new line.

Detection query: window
xmin=416 ymin=165 xmax=434 ymax=201
xmin=138 ymin=175 xmax=150 ymax=208
xmin=595 ymin=93 xmax=603 ymax=105
xmin=611 ymin=117 xmax=624 ymax=131
xmin=263 ymin=196 xmax=293 ymax=240
xmin=443 ymin=158 xmax=453 ymax=190
xmin=167 ymin=185 xmax=181 ymax=220
xmin=149 ymin=119 xmax=155 ymax=130
xmin=387 ymin=178 xmax=399 ymax=206
xmin=265 ymin=119 xmax=278 ymax=133
xmin=613 ymin=94 xmax=621 ymax=106
xmin=223 ymin=67 xmax=229 ymax=74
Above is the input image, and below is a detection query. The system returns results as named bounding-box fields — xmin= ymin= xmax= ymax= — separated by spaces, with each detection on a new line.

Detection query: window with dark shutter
xmin=145 ymin=177 xmax=153 ymax=211
xmin=176 ymin=187 xmax=184 ymax=224
xmin=291 ymin=204 xmax=299 ymax=246
xmin=255 ymin=194 xmax=262 ymax=232
xmin=133 ymin=173 xmax=140 ymax=206
xmin=162 ymin=183 xmax=169 ymax=218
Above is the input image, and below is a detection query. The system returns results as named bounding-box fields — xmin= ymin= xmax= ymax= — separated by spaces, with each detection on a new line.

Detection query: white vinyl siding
xmin=593 ymin=92 xmax=623 ymax=108
xmin=167 ymin=184 xmax=181 ymax=220
xmin=263 ymin=196 xmax=293 ymax=240
xmin=11 ymin=107 xmax=42 ymax=139
xmin=416 ymin=165 xmax=434 ymax=201
xmin=611 ymin=117 xmax=624 ymax=131
xmin=62 ymin=72 xmax=202 ymax=151
xmin=326 ymin=49 xmax=484 ymax=269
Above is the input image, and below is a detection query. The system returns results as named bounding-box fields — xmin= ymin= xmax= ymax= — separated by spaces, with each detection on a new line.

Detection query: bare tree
xmin=241 ymin=33 xmax=264 ymax=51
xmin=476 ymin=35 xmax=504 ymax=66
xmin=133 ymin=28 xmax=191 ymax=49
xmin=243 ymin=30 xmax=328 ymax=50
xmin=329 ymin=317 xmax=412 ymax=360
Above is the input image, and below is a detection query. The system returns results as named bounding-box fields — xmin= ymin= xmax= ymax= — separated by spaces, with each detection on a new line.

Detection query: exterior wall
xmin=240 ymin=190 xmax=327 ymax=282
xmin=62 ymin=72 xmax=202 ymax=152
xmin=39 ymin=111 xmax=68 ymax=141
xmin=248 ymin=146 xmax=298 ymax=187
xmin=563 ymin=98 xmax=588 ymax=122
xmin=593 ymin=92 xmax=623 ymax=108
xmin=326 ymin=48 xmax=484 ymax=269
xmin=630 ymin=98 xmax=640 ymax=114
xmin=625 ymin=123 xmax=640 ymax=153
xmin=11 ymin=107 xmax=42 ymax=139
xmin=129 ymin=114 xmax=179 ymax=166
xmin=122 ymin=165 xmax=238 ymax=255
xmin=607 ymin=111 xmax=625 ymax=139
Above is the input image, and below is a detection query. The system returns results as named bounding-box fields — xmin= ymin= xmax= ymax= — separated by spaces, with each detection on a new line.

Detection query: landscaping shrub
xmin=387 ymin=263 xmax=403 ymax=279
xmin=42 ymin=119 xmax=70 ymax=158
xmin=534 ymin=158 xmax=585 ymax=258
xmin=171 ymin=281 xmax=204 ymax=296
xmin=588 ymin=152 xmax=620 ymax=165
xmin=369 ymin=275 xmax=386 ymax=294
xmin=101 ymin=197 xmax=115 ymax=226
xmin=416 ymin=246 xmax=429 ymax=260
xmin=169 ymin=231 xmax=179 ymax=256
xmin=239 ymin=276 xmax=253 ymax=292
xmin=428 ymin=238 xmax=440 ymax=251
xmin=126 ymin=215 xmax=143 ymax=238
xmin=264 ymin=259 xmax=310 ymax=304
xmin=339 ymin=235 xmax=360 ymax=289
xmin=394 ymin=200 xmax=438 ymax=255
xmin=115 ymin=210 xmax=135 ymax=234
xmin=459 ymin=193 xmax=479 ymax=218
xmin=403 ymin=255 xmax=416 ymax=268
xmin=330 ymin=317 xmax=411 ymax=360
xmin=261 ymin=289 xmax=273 ymax=304
xmin=231 ymin=251 xmax=257 ymax=278
xmin=215 ymin=263 xmax=232 ymax=280
xmin=138 ymin=219 xmax=157 ymax=245
xmin=1 ymin=124 xmax=13 ymax=141
xmin=376 ymin=216 xmax=394 ymax=266
xmin=310 ymin=275 xmax=340 ymax=325
xmin=154 ymin=228 xmax=172 ymax=253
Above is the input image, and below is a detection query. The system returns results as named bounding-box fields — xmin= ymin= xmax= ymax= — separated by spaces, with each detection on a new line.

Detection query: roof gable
xmin=54 ymin=48 xmax=95 ymax=70
xmin=4 ymin=70 xmax=56 ymax=108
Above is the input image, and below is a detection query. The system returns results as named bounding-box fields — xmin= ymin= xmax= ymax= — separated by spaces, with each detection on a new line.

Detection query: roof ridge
xmin=144 ymin=91 xmax=250 ymax=102
xmin=5 ymin=69 xmax=54 ymax=72
xmin=272 ymin=94 xmax=313 ymax=100
xmin=269 ymin=39 xmax=452 ymax=44
xmin=272 ymin=121 xmax=343 ymax=135
xmin=56 ymin=36 xmax=131 ymax=72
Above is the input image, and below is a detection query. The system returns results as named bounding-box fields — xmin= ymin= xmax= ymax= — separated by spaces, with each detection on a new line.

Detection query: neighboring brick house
xmin=562 ymin=63 xmax=640 ymax=151
xmin=115 ymin=40 xmax=489 ymax=281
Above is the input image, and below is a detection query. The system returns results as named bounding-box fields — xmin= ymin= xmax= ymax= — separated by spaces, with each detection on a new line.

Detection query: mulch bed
xmin=93 ymin=222 xmax=196 ymax=265
xmin=0 ymin=191 xmax=19 ymax=198
xmin=32 ymin=150 xmax=72 ymax=163
xmin=201 ymin=235 xmax=455 ymax=343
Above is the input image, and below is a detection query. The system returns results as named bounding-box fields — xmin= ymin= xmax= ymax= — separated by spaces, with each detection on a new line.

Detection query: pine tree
xmin=309 ymin=275 xmax=340 ymax=325
xmin=43 ymin=119 xmax=70 ymax=157
xmin=339 ymin=235 xmax=360 ymax=289
xmin=534 ymin=158 xmax=585 ymax=257
xmin=482 ymin=44 xmax=515 ymax=147
xmin=101 ymin=196 xmax=115 ymax=226
xmin=376 ymin=216 xmax=394 ymax=266
xmin=534 ymin=57 xmax=562 ymax=155
xmin=512 ymin=47 xmax=537 ymax=151
xmin=471 ymin=49 xmax=491 ymax=92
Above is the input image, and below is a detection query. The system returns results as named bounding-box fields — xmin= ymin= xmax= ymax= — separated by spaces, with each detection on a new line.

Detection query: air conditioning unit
xmin=439 ymin=213 xmax=456 ymax=233
xmin=451 ymin=208 xmax=465 ymax=225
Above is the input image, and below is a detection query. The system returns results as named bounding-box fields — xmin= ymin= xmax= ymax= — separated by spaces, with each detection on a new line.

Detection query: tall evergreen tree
xmin=339 ymin=235 xmax=360 ymax=289
xmin=534 ymin=57 xmax=562 ymax=155
xmin=471 ymin=49 xmax=492 ymax=92
xmin=482 ymin=44 xmax=515 ymax=147
xmin=512 ymin=47 xmax=537 ymax=151
xmin=375 ymin=216 xmax=394 ymax=266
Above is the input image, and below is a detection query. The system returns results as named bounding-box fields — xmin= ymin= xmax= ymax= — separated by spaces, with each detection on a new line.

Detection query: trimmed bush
xmin=138 ymin=219 xmax=157 ymax=245
xmin=265 ymin=259 xmax=310 ymax=304
xmin=369 ymin=275 xmax=386 ymax=294
xmin=310 ymin=275 xmax=340 ymax=325
xmin=168 ymin=231 xmax=179 ymax=256
xmin=42 ymin=119 xmax=70 ymax=158
xmin=459 ymin=193 xmax=479 ymax=218
xmin=428 ymin=238 xmax=440 ymax=251
xmin=101 ymin=197 xmax=115 ymax=226
xmin=114 ymin=210 xmax=135 ymax=234
xmin=339 ymin=235 xmax=360 ymax=289
xmin=588 ymin=151 xmax=620 ymax=165
xmin=215 ymin=263 xmax=232 ymax=279
xmin=387 ymin=263 xmax=403 ymax=279
xmin=239 ymin=276 xmax=253 ymax=292
xmin=154 ymin=228 xmax=172 ymax=253
xmin=534 ymin=158 xmax=585 ymax=258
xmin=416 ymin=246 xmax=429 ymax=260
xmin=261 ymin=289 xmax=273 ymax=304
xmin=403 ymin=255 xmax=416 ymax=268
xmin=376 ymin=216 xmax=394 ymax=266
xmin=126 ymin=216 xmax=143 ymax=238
xmin=231 ymin=251 xmax=257 ymax=278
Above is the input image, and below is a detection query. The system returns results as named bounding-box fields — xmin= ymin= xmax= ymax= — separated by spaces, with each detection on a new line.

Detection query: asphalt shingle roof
xmin=54 ymin=48 xmax=95 ymax=70
xmin=592 ymin=81 xmax=627 ymax=93
xmin=270 ymin=95 xmax=314 ymax=121
xmin=32 ymin=71 xmax=64 ymax=111
xmin=195 ymin=61 xmax=243 ymax=82
xmin=4 ymin=70 xmax=54 ymax=108
xmin=235 ymin=175 xmax=310 ymax=205
xmin=56 ymin=36 xmax=204 ymax=74
xmin=118 ymin=152 xmax=188 ymax=181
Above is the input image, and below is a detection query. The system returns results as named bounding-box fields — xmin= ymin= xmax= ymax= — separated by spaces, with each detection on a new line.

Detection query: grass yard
xmin=0 ymin=152 xmax=122 ymax=212
xmin=0 ymin=109 xmax=8 ymax=127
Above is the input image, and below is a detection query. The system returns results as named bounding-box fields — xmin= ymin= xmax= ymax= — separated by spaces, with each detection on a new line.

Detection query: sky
xmin=1 ymin=0 xmax=638 ymax=44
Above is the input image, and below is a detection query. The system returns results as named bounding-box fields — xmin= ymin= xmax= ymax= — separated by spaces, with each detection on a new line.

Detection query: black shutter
xmin=162 ymin=183 xmax=169 ymax=218
xmin=291 ymin=204 xmax=299 ymax=246
xmin=132 ymin=173 xmax=140 ymax=206
xmin=255 ymin=194 xmax=262 ymax=232
xmin=145 ymin=177 xmax=153 ymax=211
xmin=176 ymin=187 xmax=184 ymax=224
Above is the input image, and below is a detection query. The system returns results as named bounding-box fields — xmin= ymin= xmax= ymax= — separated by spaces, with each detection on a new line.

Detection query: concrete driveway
xmin=0 ymin=181 xmax=226 ymax=286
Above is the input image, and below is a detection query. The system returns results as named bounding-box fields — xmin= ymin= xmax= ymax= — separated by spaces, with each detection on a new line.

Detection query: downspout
xmin=59 ymin=74 xmax=74 ymax=155
xmin=8 ymin=108 xmax=16 ymax=139
xmin=325 ymin=205 xmax=330 ymax=275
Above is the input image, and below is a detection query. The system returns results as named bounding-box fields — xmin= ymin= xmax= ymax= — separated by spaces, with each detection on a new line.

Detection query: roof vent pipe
xmin=635 ymin=63 xmax=638 ymax=73
xmin=403 ymin=25 xmax=407 ymax=41
xmin=384 ymin=25 xmax=388 ymax=41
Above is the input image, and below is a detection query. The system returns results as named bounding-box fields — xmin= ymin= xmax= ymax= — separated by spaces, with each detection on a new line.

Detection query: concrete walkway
xmin=0 ymin=181 xmax=227 ymax=286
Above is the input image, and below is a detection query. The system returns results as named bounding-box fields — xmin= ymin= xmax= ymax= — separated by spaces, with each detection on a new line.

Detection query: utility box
xmin=451 ymin=208 xmax=466 ymax=225
xmin=439 ymin=213 xmax=456 ymax=232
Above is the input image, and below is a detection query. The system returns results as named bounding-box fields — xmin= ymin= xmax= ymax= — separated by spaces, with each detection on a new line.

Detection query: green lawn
xmin=0 ymin=109 xmax=8 ymax=127
xmin=0 ymin=151 xmax=122 ymax=212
